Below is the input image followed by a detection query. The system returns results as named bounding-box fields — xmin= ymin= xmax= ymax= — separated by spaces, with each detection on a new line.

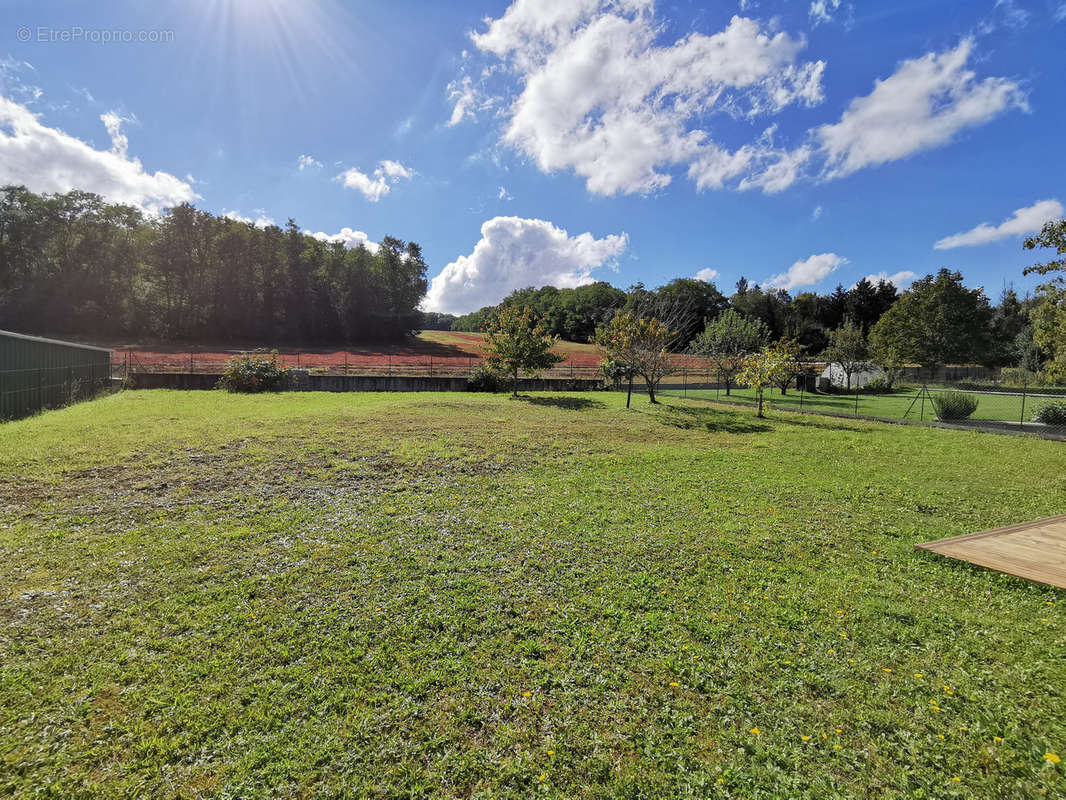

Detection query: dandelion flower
xmin=883 ymin=668 xmax=893 ymax=673
xmin=952 ymin=777 xmax=961 ymax=782
xmin=1046 ymin=753 xmax=1061 ymax=764
xmin=750 ymin=727 xmax=760 ymax=736
xmin=914 ymin=673 xmax=923 ymax=679
xmin=669 ymin=681 xmax=680 ymax=687
xmin=523 ymin=691 xmax=532 ymax=698
xmin=835 ymin=728 xmax=843 ymax=734
xmin=834 ymin=744 xmax=842 ymax=750
xmin=546 ymin=750 xmax=554 ymax=756
xmin=993 ymin=736 xmax=1003 ymax=743
xmin=539 ymin=773 xmax=546 ymax=782
xmin=801 ymin=735 xmax=811 ymax=742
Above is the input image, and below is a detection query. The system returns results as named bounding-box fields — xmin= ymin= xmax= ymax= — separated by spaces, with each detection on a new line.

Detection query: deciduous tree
xmin=691 ymin=309 xmax=768 ymax=395
xmin=483 ymin=305 xmax=565 ymax=397
xmin=595 ymin=311 xmax=675 ymax=405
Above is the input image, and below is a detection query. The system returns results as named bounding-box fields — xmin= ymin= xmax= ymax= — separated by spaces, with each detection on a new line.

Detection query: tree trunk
xmin=756 ymin=388 xmax=764 ymax=418
xmin=626 ymin=374 xmax=633 ymax=408
xmin=646 ymin=376 xmax=657 ymax=404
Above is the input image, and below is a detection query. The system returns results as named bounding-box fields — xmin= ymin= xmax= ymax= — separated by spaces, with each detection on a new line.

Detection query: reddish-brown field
xmin=112 ymin=330 xmax=711 ymax=377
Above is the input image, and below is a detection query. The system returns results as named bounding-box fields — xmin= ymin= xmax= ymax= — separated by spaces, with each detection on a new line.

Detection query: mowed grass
xmin=674 ymin=386 xmax=1056 ymax=424
xmin=1 ymin=390 xmax=1064 ymax=798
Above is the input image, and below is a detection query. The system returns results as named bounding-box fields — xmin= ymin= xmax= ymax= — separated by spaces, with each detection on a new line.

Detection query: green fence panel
xmin=0 ymin=330 xmax=112 ymax=421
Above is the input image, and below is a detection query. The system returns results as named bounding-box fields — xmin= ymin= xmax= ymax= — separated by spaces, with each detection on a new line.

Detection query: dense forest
xmin=0 ymin=186 xmax=428 ymax=342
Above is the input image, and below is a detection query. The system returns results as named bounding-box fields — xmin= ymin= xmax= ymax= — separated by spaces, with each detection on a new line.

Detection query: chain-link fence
xmin=653 ymin=367 xmax=1066 ymax=441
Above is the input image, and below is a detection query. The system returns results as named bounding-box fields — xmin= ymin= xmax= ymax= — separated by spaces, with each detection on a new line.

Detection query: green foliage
xmin=216 ymin=352 xmax=288 ymax=393
xmin=594 ymin=311 xmax=675 ymax=403
xmin=691 ymin=309 xmax=769 ymax=394
xmin=1033 ymin=402 xmax=1066 ymax=425
xmin=1000 ymin=367 xmax=1040 ymax=388
xmin=466 ymin=362 xmax=503 ymax=393
xmin=0 ymin=185 xmax=427 ymax=342
xmin=862 ymin=377 xmax=894 ymax=394
xmin=736 ymin=341 xmax=799 ymax=416
xmin=931 ymin=390 xmax=979 ymax=421
xmin=869 ymin=269 xmax=995 ymax=370
xmin=824 ymin=319 xmax=870 ymax=389
xmin=483 ymin=306 xmax=564 ymax=396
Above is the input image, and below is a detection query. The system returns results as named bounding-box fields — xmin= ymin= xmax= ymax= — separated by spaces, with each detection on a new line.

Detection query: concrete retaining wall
xmin=129 ymin=372 xmax=602 ymax=393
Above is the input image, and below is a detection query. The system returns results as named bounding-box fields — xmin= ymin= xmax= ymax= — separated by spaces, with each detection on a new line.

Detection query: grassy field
xmin=1 ymin=390 xmax=1064 ymax=798
xmin=668 ymin=385 xmax=1059 ymax=424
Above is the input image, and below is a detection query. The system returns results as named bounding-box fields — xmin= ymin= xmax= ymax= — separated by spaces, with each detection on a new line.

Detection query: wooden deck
xmin=916 ymin=514 xmax=1066 ymax=589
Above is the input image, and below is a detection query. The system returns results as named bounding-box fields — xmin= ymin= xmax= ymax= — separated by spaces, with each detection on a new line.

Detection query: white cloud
xmin=223 ymin=209 xmax=276 ymax=228
xmin=812 ymin=205 xmax=823 ymax=220
xmin=763 ymin=252 xmax=848 ymax=291
xmin=297 ymin=153 xmax=322 ymax=170
xmin=933 ymin=199 xmax=1064 ymax=249
xmin=817 ymin=39 xmax=1026 ymax=180
xmin=809 ymin=0 xmax=842 ymax=25
xmin=695 ymin=268 xmax=719 ymax=282
xmin=498 ymin=185 xmax=512 ymax=201
xmin=424 ymin=216 xmax=628 ymax=314
xmin=334 ymin=159 xmax=414 ymax=202
xmin=446 ymin=75 xmax=494 ymax=126
xmin=1057 ymin=3 xmax=1066 ymax=22
xmin=305 ymin=226 xmax=380 ymax=254
xmin=857 ymin=270 xmax=917 ymax=289
xmin=990 ymin=0 xmax=1030 ymax=29
xmin=0 ymin=94 xmax=197 ymax=214
xmin=464 ymin=4 xmax=825 ymax=196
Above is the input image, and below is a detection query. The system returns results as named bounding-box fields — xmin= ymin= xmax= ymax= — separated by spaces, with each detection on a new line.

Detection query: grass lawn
xmin=670 ymin=386 xmax=1058 ymax=424
xmin=1 ymin=390 xmax=1064 ymax=798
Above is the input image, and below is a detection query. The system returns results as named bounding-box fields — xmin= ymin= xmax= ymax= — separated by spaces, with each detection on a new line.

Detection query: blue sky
xmin=1 ymin=0 xmax=1064 ymax=314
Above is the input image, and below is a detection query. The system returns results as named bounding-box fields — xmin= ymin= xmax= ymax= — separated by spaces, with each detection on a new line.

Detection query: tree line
xmin=440 ymin=271 xmax=1041 ymax=372
xmin=0 ymin=186 xmax=428 ymax=342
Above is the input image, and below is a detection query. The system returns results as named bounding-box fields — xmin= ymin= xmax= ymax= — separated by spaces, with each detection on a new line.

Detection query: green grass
xmin=1 ymin=390 xmax=1064 ymax=798
xmin=670 ymin=385 xmax=1060 ymax=424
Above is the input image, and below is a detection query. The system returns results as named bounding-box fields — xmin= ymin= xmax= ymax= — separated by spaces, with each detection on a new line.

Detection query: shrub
xmin=1033 ymin=402 xmax=1066 ymax=425
xmin=862 ymin=378 xmax=893 ymax=394
xmin=1000 ymin=367 xmax=1040 ymax=388
xmin=217 ymin=352 xmax=288 ymax=393
xmin=931 ymin=390 xmax=979 ymax=421
xmin=466 ymin=363 xmax=503 ymax=392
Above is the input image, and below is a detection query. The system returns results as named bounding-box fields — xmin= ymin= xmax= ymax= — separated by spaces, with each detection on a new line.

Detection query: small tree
xmin=595 ymin=311 xmax=675 ymax=405
xmin=824 ymin=319 xmax=870 ymax=390
xmin=737 ymin=341 xmax=795 ymax=418
xmin=691 ymin=309 xmax=769 ymax=395
xmin=769 ymin=338 xmax=804 ymax=395
xmin=483 ymin=305 xmax=564 ymax=397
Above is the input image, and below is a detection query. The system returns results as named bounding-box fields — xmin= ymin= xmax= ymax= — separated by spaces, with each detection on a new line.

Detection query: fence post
xmin=1020 ymin=381 xmax=1027 ymax=427
xmin=854 ymin=387 xmax=860 ymax=417
xmin=37 ymin=367 xmax=42 ymax=409
xmin=920 ymin=384 xmax=926 ymax=422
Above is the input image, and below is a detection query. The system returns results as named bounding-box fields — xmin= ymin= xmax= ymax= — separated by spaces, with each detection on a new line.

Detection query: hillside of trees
xmin=0 ymin=186 xmax=428 ymax=342
xmin=440 ymin=273 xmax=1039 ymax=370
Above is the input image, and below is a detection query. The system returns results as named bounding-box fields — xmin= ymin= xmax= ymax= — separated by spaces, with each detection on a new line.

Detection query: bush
xmin=217 ymin=352 xmax=288 ymax=393
xmin=862 ymin=378 xmax=893 ymax=394
xmin=931 ymin=390 xmax=979 ymax=421
xmin=1000 ymin=367 xmax=1040 ymax=388
xmin=1033 ymin=402 xmax=1066 ymax=425
xmin=467 ymin=363 xmax=503 ymax=392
